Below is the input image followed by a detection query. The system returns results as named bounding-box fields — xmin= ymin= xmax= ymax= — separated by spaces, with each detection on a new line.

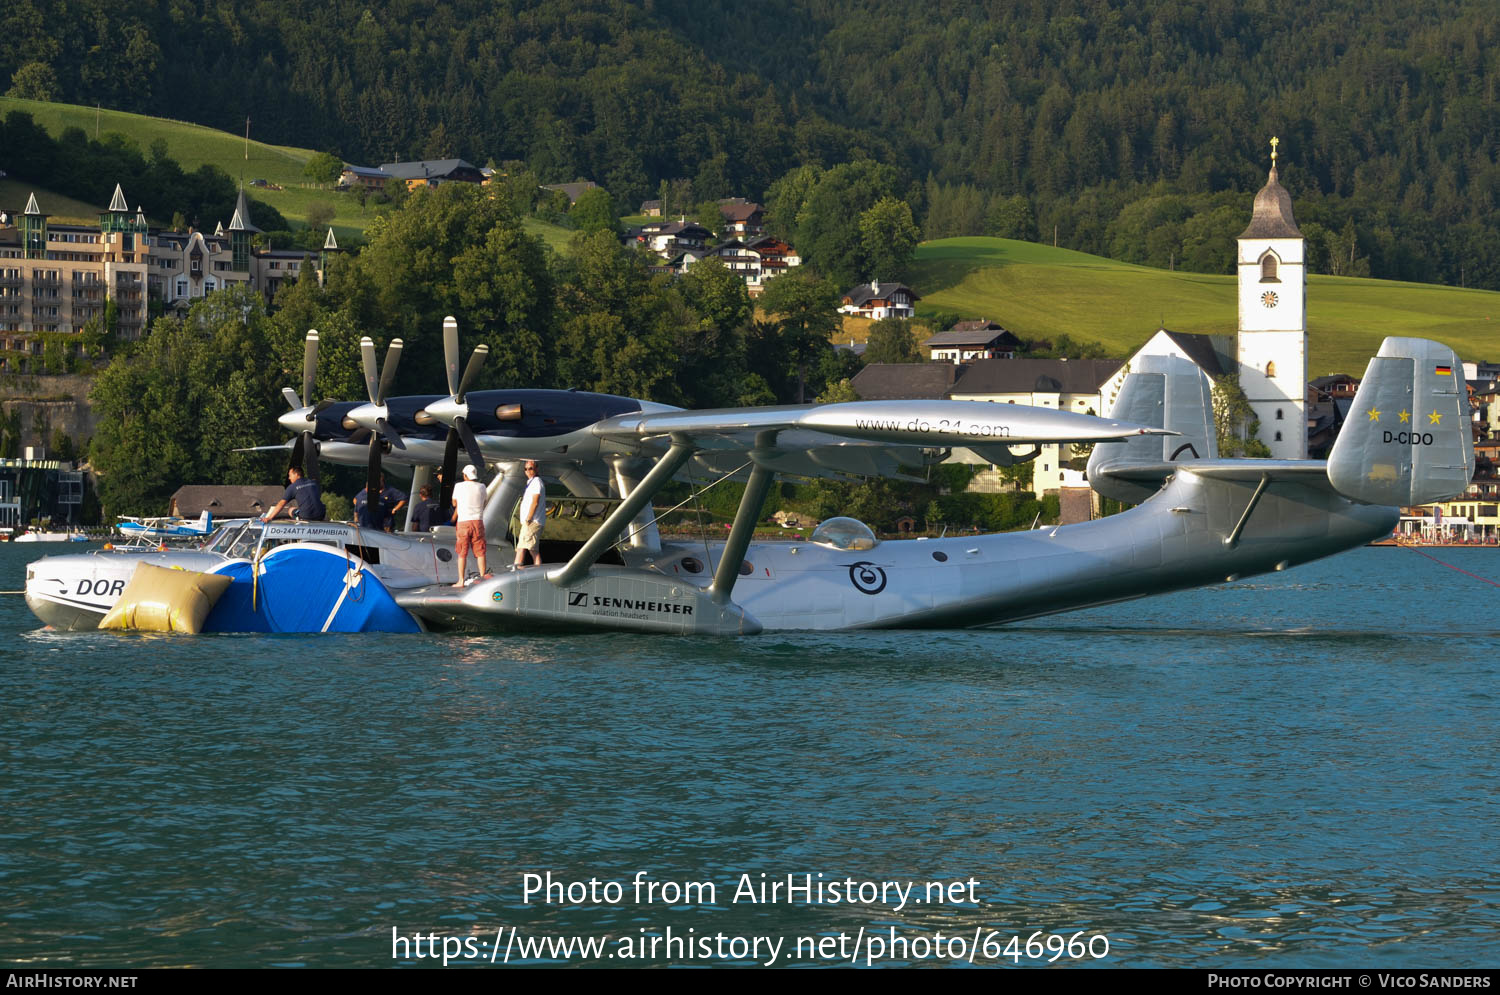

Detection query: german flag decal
xmin=1435 ymin=365 xmax=1453 ymax=376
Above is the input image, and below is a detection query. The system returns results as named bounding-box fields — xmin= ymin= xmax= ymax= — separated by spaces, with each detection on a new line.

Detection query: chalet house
xmin=924 ymin=321 xmax=1024 ymax=363
xmin=838 ymin=280 xmax=918 ymax=319
xmin=644 ymin=220 xmax=712 ymax=256
xmin=540 ymin=180 xmax=598 ymax=204
xmin=338 ymin=165 xmax=392 ymax=191
xmin=378 ymin=159 xmax=485 ymax=190
xmin=719 ymin=201 xmax=764 ymax=238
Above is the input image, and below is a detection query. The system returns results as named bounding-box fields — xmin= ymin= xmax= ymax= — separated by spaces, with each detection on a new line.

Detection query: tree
xmin=303 ymin=151 xmax=343 ymax=187
xmin=553 ymin=230 xmax=678 ymax=401
xmin=569 ymin=187 xmax=621 ymax=236
xmin=1212 ymin=374 xmax=1271 ymax=457
xmin=754 ymin=268 xmax=841 ymax=402
xmin=6 ymin=61 xmax=57 ymax=101
xmin=90 ymin=287 xmax=284 ymax=515
xmin=864 ymin=317 xmax=922 ymax=364
xmin=986 ymin=194 xmax=1039 ymax=241
xmin=794 ymin=160 xmax=905 ymax=288
xmin=858 ymin=197 xmax=920 ymax=283
xmin=675 ymin=257 xmax=753 ymax=408
xmin=304 ymin=201 xmax=335 ymax=231
xmin=351 ymin=184 xmax=553 ymax=390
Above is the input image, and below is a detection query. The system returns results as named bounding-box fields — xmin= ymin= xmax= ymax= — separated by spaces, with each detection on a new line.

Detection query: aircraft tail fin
xmin=1326 ymin=337 xmax=1474 ymax=506
xmin=1087 ymin=353 xmax=1217 ymax=504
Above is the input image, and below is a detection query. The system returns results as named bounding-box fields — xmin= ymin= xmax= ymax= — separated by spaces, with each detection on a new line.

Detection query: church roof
xmin=1239 ymin=165 xmax=1302 ymax=239
xmin=108 ymin=183 xmax=128 ymax=213
xmin=228 ymin=187 xmax=260 ymax=233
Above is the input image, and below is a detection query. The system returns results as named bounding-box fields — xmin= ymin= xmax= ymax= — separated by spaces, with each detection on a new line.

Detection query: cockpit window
xmin=809 ymin=517 xmax=878 ymax=550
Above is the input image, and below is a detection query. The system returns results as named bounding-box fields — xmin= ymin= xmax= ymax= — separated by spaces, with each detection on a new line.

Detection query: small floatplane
xmin=116 ymin=510 xmax=215 ymax=540
xmin=23 ymin=322 xmax=1475 ymax=635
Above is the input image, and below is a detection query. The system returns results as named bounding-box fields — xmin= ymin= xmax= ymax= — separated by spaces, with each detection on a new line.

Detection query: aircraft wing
xmin=591 ymin=400 xmax=1170 ymax=479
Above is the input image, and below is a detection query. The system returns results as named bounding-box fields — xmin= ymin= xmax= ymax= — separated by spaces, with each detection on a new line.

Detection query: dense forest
xmin=3 ymin=0 xmax=1500 ymax=287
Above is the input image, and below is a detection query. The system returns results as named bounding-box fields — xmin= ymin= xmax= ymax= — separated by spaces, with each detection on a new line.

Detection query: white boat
xmin=23 ymin=519 xmax=461 ymax=631
xmin=14 ymin=530 xmax=90 ymax=543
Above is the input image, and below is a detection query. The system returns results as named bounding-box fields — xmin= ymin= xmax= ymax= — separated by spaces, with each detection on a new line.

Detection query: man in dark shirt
xmin=354 ymin=475 xmax=407 ymax=531
xmin=409 ymin=484 xmax=439 ymax=532
xmin=261 ymin=466 xmax=325 ymax=522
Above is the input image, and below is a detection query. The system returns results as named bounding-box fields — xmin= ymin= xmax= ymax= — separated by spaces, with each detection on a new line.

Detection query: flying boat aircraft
xmin=259 ymin=321 xmax=1476 ymax=636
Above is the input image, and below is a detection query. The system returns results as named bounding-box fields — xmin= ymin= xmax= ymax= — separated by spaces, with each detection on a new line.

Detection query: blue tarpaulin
xmin=204 ymin=544 xmax=421 ymax=633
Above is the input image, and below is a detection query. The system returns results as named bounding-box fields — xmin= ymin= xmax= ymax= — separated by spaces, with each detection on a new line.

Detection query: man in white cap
xmin=451 ymin=463 xmax=491 ymax=587
xmin=515 ymin=460 xmax=545 ymax=567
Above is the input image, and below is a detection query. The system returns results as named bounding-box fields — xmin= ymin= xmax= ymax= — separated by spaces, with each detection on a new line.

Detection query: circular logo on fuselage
xmin=848 ymin=561 xmax=887 ymax=595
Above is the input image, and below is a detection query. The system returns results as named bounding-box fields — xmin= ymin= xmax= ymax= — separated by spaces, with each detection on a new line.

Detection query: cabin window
xmin=1266 ymin=361 xmax=1277 ymax=378
xmin=1260 ymin=253 xmax=1279 ymax=282
xmin=1276 ymin=409 xmax=1284 ymax=420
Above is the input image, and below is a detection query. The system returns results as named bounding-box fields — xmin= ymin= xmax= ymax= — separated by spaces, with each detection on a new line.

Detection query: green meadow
xmin=1 ymin=97 xmax=583 ymax=254
xmin=910 ymin=237 xmax=1500 ymax=375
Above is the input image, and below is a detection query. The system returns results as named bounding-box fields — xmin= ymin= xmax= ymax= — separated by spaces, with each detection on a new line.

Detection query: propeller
xmin=347 ymin=335 xmax=406 ymax=510
xmin=428 ymin=315 xmax=491 ymax=509
xmin=277 ymin=329 xmax=330 ymax=481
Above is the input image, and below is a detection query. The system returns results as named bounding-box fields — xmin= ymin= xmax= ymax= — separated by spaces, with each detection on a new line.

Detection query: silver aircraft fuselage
xmin=397 ymin=471 xmax=1398 ymax=634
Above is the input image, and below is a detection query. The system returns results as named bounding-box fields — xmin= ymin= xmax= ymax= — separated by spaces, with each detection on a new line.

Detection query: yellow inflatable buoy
xmin=98 ymin=562 xmax=234 ymax=633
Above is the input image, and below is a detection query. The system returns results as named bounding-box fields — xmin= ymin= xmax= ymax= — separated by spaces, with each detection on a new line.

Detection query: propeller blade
xmin=346 ymin=427 xmax=372 ymax=445
xmin=456 ymin=344 xmax=488 ymax=404
xmin=310 ymin=398 xmax=335 ymax=417
xmin=282 ymin=387 xmax=302 ymax=410
xmin=366 ymin=433 xmax=382 ymax=517
xmin=360 ymin=336 xmax=379 ymax=404
xmin=439 ymin=428 xmax=460 ymax=512
xmin=443 ymin=315 xmax=460 ymax=397
xmin=290 ymin=432 xmax=306 ymax=469
xmin=456 ymin=417 xmax=490 ymax=485
xmin=377 ymin=338 xmax=403 ymax=405
xmin=376 ymin=417 xmax=406 ymax=450
xmin=303 ymin=330 xmax=318 ymax=410
xmin=301 ymin=430 xmax=319 ymax=481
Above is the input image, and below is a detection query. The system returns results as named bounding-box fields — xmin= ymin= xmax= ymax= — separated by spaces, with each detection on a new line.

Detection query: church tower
xmin=1237 ymin=137 xmax=1307 ymax=459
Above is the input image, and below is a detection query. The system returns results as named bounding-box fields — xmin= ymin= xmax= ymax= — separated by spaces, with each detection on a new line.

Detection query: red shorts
xmin=455 ymin=520 xmax=486 ymax=559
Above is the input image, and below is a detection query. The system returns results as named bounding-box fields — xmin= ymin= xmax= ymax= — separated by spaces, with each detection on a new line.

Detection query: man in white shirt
xmin=451 ymin=463 xmax=492 ymax=587
xmin=515 ymin=460 xmax=545 ymax=566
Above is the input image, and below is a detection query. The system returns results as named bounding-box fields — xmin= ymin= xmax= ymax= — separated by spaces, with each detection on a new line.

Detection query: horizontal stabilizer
xmin=1327 ymin=337 xmax=1474 ymax=505
xmin=1087 ymin=354 xmax=1217 ymax=504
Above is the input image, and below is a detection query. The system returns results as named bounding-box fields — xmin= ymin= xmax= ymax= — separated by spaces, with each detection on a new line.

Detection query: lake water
xmin=2 ymin=542 xmax=1497 ymax=968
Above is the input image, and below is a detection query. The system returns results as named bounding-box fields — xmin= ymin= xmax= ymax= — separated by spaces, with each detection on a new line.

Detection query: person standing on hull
xmin=355 ymin=474 xmax=407 ymax=531
xmin=452 ymin=464 xmax=493 ymax=587
xmin=261 ymin=465 xmax=325 ymax=523
xmin=515 ymin=460 xmax=545 ymax=567
xmin=409 ymin=484 xmax=439 ymax=532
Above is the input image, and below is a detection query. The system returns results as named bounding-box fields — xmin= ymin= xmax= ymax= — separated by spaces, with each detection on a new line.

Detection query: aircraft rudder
xmin=1327 ymin=337 xmax=1473 ymax=506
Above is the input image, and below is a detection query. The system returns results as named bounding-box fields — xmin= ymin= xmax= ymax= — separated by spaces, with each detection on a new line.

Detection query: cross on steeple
xmin=1270 ymin=136 xmax=1279 ymax=164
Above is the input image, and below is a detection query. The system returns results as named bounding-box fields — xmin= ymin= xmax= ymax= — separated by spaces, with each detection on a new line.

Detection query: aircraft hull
xmin=398 ymin=472 xmax=1398 ymax=634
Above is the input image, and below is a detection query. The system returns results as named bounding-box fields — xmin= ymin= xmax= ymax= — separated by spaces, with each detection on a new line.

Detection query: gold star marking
xmin=1368 ymin=408 xmax=1381 ymax=422
xmin=1399 ymin=410 xmax=1411 ymax=423
xmin=1429 ymin=410 xmax=1442 ymax=425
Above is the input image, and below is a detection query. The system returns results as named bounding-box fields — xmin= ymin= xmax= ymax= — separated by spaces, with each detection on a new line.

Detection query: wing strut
xmin=1223 ymin=474 xmax=1270 ymax=548
xmin=709 ymin=436 xmax=777 ymax=604
xmin=548 ymin=439 xmax=696 ymax=588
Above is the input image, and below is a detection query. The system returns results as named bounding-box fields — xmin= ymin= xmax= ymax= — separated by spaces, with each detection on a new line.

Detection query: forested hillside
xmin=4 ymin=1 xmax=1500 ymax=287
